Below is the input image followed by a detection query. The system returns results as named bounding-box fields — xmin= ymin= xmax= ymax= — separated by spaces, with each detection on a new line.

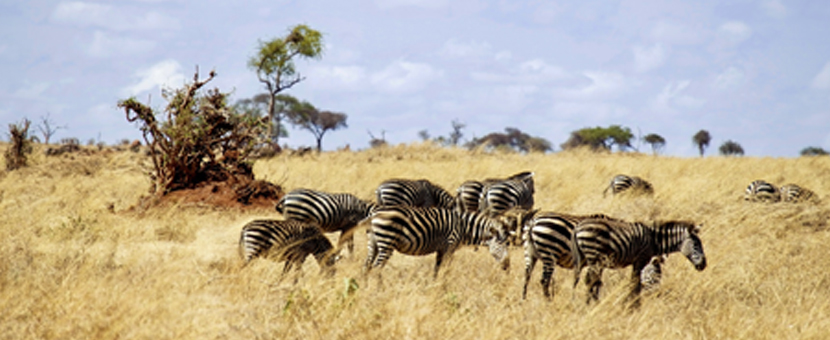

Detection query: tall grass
xmin=1 ymin=142 xmax=828 ymax=339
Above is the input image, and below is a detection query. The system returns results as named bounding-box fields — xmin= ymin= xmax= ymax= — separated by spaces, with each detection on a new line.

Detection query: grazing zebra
xmin=779 ymin=183 xmax=818 ymax=203
xmin=572 ymin=219 xmax=707 ymax=305
xmin=744 ymin=180 xmax=781 ymax=202
xmin=276 ymin=188 xmax=376 ymax=254
xmin=455 ymin=171 xmax=534 ymax=213
xmin=479 ymin=172 xmax=535 ymax=217
xmin=238 ymin=219 xmax=338 ymax=277
xmin=364 ymin=206 xmax=511 ymax=280
xmin=376 ymin=178 xmax=456 ymax=210
xmin=522 ymin=211 xmax=614 ymax=299
xmin=521 ymin=211 xmax=667 ymax=300
xmin=603 ymin=174 xmax=654 ymax=197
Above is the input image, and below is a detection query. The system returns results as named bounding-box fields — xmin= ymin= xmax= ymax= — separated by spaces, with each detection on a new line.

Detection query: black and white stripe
xmin=779 ymin=183 xmax=818 ymax=203
xmin=640 ymin=255 xmax=666 ymax=292
xmin=744 ymin=180 xmax=781 ymax=202
xmin=603 ymin=174 xmax=654 ymax=197
xmin=478 ymin=172 xmax=535 ymax=218
xmin=572 ymin=219 xmax=707 ymax=304
xmin=522 ymin=211 xmax=616 ymax=299
xmin=364 ymin=206 xmax=511 ymax=279
xmin=455 ymin=171 xmax=534 ymax=213
xmin=238 ymin=219 xmax=337 ymax=276
xmin=276 ymin=188 xmax=376 ymax=253
xmin=376 ymin=178 xmax=456 ymax=210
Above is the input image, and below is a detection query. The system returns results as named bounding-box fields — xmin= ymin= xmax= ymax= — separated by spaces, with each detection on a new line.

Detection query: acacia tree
xmin=693 ymin=130 xmax=711 ymax=157
xmin=719 ymin=140 xmax=744 ymax=156
xmin=287 ymin=101 xmax=348 ymax=152
xmin=560 ymin=125 xmax=635 ymax=151
xmin=800 ymin=146 xmax=828 ymax=156
xmin=643 ymin=133 xmax=666 ymax=155
xmin=37 ymin=112 xmax=66 ymax=144
xmin=248 ymin=24 xmax=323 ymax=147
xmin=466 ymin=127 xmax=552 ymax=153
xmin=449 ymin=119 xmax=465 ymax=146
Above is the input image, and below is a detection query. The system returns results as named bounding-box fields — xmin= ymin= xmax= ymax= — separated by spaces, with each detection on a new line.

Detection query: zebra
xmin=744 ymin=180 xmax=781 ymax=202
xmin=478 ymin=173 xmax=535 ymax=243
xmin=364 ymin=206 xmax=512 ymax=280
xmin=779 ymin=183 xmax=818 ymax=203
xmin=455 ymin=171 xmax=534 ymax=213
xmin=478 ymin=172 xmax=534 ymax=215
xmin=238 ymin=219 xmax=338 ymax=278
xmin=376 ymin=178 xmax=456 ymax=210
xmin=521 ymin=211 xmax=668 ymax=300
xmin=603 ymin=174 xmax=654 ymax=197
xmin=276 ymin=188 xmax=376 ymax=254
xmin=572 ymin=218 xmax=707 ymax=306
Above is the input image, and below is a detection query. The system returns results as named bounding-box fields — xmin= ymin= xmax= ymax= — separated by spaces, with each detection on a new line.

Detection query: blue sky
xmin=2 ymin=0 xmax=829 ymax=156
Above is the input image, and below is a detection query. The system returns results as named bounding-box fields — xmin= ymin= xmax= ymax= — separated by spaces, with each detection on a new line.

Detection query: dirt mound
xmin=141 ymin=179 xmax=283 ymax=211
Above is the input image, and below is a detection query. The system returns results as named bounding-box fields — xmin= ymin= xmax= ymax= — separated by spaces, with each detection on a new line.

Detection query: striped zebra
xmin=478 ymin=172 xmax=534 ymax=215
xmin=744 ymin=180 xmax=781 ymax=202
xmin=455 ymin=171 xmax=534 ymax=213
xmin=521 ymin=211 xmax=667 ymax=300
xmin=603 ymin=174 xmax=654 ymax=197
xmin=276 ymin=188 xmax=376 ymax=254
xmin=779 ymin=183 xmax=818 ymax=203
xmin=376 ymin=178 xmax=456 ymax=210
xmin=572 ymin=218 xmax=707 ymax=305
xmin=238 ymin=219 xmax=338 ymax=277
xmin=364 ymin=206 xmax=511 ymax=280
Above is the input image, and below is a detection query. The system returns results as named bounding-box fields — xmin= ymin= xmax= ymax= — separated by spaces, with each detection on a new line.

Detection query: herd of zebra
xmin=238 ymin=172 xmax=722 ymax=304
xmin=744 ymin=180 xmax=818 ymax=203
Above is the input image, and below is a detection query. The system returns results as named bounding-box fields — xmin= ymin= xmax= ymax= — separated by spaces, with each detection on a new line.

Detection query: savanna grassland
xmin=1 ymin=143 xmax=829 ymax=339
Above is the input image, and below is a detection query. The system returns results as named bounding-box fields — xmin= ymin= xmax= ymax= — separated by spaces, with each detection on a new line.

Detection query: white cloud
xmin=51 ymin=1 xmax=179 ymax=31
xmin=14 ymin=81 xmax=51 ymax=99
xmin=555 ymin=71 xmax=627 ymax=100
xmin=761 ymin=0 xmax=787 ymax=19
xmin=718 ymin=21 xmax=752 ymax=45
xmin=811 ymin=61 xmax=830 ymax=90
xmin=307 ymin=65 xmax=368 ymax=91
xmin=439 ymin=39 xmax=493 ymax=59
xmin=713 ymin=66 xmax=746 ymax=91
xmin=122 ymin=59 xmax=185 ymax=96
xmin=470 ymin=59 xmax=566 ymax=84
xmin=652 ymin=80 xmax=705 ymax=112
xmin=370 ymin=60 xmax=443 ymax=94
xmin=374 ymin=0 xmax=447 ymax=9
xmin=88 ymin=31 xmax=156 ymax=58
xmin=650 ymin=21 xmax=706 ymax=45
xmin=633 ymin=44 xmax=666 ymax=73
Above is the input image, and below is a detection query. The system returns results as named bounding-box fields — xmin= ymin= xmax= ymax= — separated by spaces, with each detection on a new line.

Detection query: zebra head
xmin=680 ymin=224 xmax=707 ymax=271
xmin=484 ymin=218 xmax=511 ymax=271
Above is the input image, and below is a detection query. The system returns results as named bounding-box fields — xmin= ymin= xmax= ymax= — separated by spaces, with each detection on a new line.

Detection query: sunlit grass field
xmin=1 ymin=142 xmax=829 ymax=339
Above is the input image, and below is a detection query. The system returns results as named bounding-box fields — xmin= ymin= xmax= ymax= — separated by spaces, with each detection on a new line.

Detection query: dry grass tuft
xmin=1 ymin=142 xmax=829 ymax=339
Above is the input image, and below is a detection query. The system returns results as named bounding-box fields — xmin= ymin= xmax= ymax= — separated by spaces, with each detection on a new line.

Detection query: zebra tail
xmin=571 ymin=228 xmax=583 ymax=288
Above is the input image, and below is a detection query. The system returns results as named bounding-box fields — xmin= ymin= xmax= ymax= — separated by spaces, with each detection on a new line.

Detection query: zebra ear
xmin=692 ymin=224 xmax=702 ymax=234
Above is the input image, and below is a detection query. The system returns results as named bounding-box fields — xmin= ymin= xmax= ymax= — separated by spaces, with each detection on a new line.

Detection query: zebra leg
xmin=540 ymin=258 xmax=555 ymax=300
xmin=585 ymin=266 xmax=603 ymax=304
xmin=337 ymin=232 xmax=355 ymax=256
xmin=522 ymin=254 xmax=537 ymax=300
xmin=363 ymin=232 xmax=378 ymax=275
xmin=626 ymin=262 xmax=647 ymax=309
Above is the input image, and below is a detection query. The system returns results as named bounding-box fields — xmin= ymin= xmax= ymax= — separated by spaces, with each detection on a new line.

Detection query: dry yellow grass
xmin=1 ymin=142 xmax=829 ymax=339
